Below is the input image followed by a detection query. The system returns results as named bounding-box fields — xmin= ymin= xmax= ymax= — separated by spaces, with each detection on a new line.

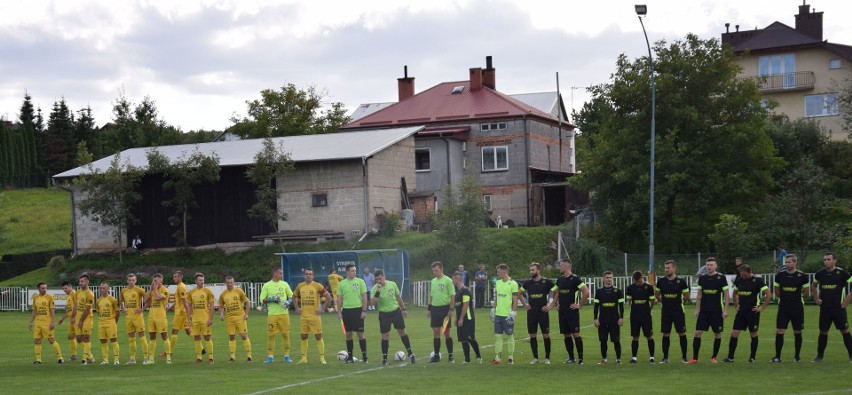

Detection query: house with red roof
xmin=343 ymin=57 xmax=582 ymax=228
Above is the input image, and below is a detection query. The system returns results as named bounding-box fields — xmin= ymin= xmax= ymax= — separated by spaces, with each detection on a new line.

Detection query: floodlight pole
xmin=636 ymin=5 xmax=656 ymax=278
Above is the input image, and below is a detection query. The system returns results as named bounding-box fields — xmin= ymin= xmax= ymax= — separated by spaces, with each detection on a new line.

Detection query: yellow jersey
xmin=97 ymin=295 xmax=120 ymax=324
xmin=174 ymin=282 xmax=188 ymax=315
xmin=75 ymin=288 xmax=95 ymax=321
xmin=294 ymin=281 xmax=327 ymax=317
xmin=32 ymin=293 xmax=55 ymax=325
xmin=328 ymin=273 xmax=343 ymax=293
xmin=64 ymin=290 xmax=76 ymax=318
xmin=187 ymin=287 xmax=215 ymax=322
xmin=120 ymin=287 xmax=146 ymax=314
xmin=218 ymin=288 xmax=249 ymax=317
xmin=148 ymin=286 xmax=170 ymax=319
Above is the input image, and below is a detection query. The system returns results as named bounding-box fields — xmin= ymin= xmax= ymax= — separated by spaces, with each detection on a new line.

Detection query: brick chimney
xmin=795 ymin=2 xmax=823 ymax=40
xmin=397 ymin=65 xmax=415 ymax=101
xmin=469 ymin=67 xmax=483 ymax=90
xmin=483 ymin=55 xmax=496 ymax=90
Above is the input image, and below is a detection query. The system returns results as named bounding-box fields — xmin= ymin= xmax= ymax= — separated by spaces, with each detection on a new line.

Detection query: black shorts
xmin=342 ymin=308 xmax=365 ymax=333
xmin=732 ymin=310 xmax=760 ymax=332
xmin=695 ymin=310 xmax=725 ymax=333
xmin=660 ymin=310 xmax=686 ymax=334
xmin=558 ymin=309 xmax=581 ymax=334
xmin=378 ymin=309 xmax=406 ymax=333
xmin=818 ymin=307 xmax=849 ymax=332
xmin=630 ymin=314 xmax=653 ymax=338
xmin=597 ymin=320 xmax=621 ymax=342
xmin=527 ymin=310 xmax=550 ymax=335
xmin=776 ymin=307 xmax=805 ymax=331
xmin=456 ymin=319 xmax=476 ymax=342
xmin=430 ymin=305 xmax=452 ymax=329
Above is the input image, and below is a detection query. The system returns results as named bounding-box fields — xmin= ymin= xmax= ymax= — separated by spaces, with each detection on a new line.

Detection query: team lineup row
xmin=27 ymin=252 xmax=852 ymax=366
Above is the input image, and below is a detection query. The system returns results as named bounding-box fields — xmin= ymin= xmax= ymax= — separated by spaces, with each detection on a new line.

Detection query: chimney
xmin=397 ymin=65 xmax=415 ymax=101
xmin=795 ymin=2 xmax=823 ymax=40
xmin=469 ymin=67 xmax=483 ymax=90
xmin=483 ymin=55 xmax=496 ymax=90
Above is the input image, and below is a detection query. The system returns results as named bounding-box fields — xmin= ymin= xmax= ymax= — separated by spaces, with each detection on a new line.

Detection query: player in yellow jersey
xmin=260 ymin=267 xmax=295 ymax=363
xmin=29 ymin=282 xmax=64 ymax=364
xmin=70 ymin=274 xmax=95 ymax=365
xmin=218 ymin=276 xmax=253 ymax=362
xmin=293 ymin=267 xmax=331 ymax=364
xmin=167 ymin=271 xmax=200 ymax=357
xmin=327 ymin=268 xmax=344 ymax=312
xmin=186 ymin=272 xmax=215 ymax=364
xmin=120 ymin=273 xmax=149 ymax=364
xmin=144 ymin=273 xmax=172 ymax=364
xmin=96 ymin=282 xmax=121 ymax=365
xmin=56 ymin=281 xmax=77 ymax=361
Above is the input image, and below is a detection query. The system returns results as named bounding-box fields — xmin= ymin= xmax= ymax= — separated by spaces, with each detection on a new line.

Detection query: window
xmin=805 ymin=93 xmax=838 ymax=117
xmin=481 ymin=146 xmax=508 ymax=171
xmin=829 ymin=59 xmax=842 ymax=69
xmin=415 ymin=148 xmax=431 ymax=171
xmin=758 ymin=53 xmax=795 ymax=87
xmin=483 ymin=195 xmax=492 ymax=212
xmin=311 ymin=193 xmax=328 ymax=207
xmin=480 ymin=122 xmax=507 ymax=132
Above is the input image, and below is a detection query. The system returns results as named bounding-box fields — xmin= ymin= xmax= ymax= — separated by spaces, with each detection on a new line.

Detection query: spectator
xmin=776 ymin=245 xmax=788 ymax=273
xmin=131 ymin=235 xmax=142 ymax=252
xmin=474 ymin=265 xmax=488 ymax=308
xmin=363 ymin=268 xmax=375 ymax=311
xmin=457 ymin=264 xmax=469 ymax=287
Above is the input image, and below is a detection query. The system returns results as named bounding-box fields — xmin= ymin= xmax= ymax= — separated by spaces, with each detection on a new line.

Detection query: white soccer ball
xmin=256 ymin=306 xmax=263 ymax=312
xmin=337 ymin=351 xmax=349 ymax=362
xmin=429 ymin=351 xmax=441 ymax=359
xmin=394 ymin=351 xmax=406 ymax=361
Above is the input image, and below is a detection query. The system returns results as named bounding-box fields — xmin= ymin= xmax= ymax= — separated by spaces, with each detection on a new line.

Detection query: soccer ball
xmin=429 ymin=351 xmax=441 ymax=359
xmin=337 ymin=351 xmax=349 ymax=362
xmin=394 ymin=351 xmax=406 ymax=361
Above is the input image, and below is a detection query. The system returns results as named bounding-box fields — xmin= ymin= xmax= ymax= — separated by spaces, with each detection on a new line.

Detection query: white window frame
xmin=804 ymin=93 xmax=838 ymax=117
xmin=480 ymin=122 xmax=507 ymax=132
xmin=483 ymin=194 xmax=492 ymax=212
xmin=414 ymin=148 xmax=431 ymax=172
xmin=481 ymin=146 xmax=509 ymax=172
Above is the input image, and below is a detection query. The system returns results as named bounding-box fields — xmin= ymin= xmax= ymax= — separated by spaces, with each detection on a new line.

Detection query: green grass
xmin=0 ymin=188 xmax=71 ymax=257
xmin=0 ymin=267 xmax=50 ymax=286
xmin=3 ymin=304 xmax=851 ymax=394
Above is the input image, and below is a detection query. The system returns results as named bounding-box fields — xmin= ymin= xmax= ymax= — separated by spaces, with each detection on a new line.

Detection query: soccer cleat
xmin=794 ymin=356 xmax=801 ymax=362
xmin=33 ymin=361 xmax=42 ymax=365
xmin=429 ymin=355 xmax=441 ymax=363
xmin=319 ymin=357 xmax=327 ymax=364
xmin=577 ymin=359 xmax=584 ymax=365
xmin=722 ymin=358 xmax=734 ymax=363
xmin=812 ymin=356 xmax=823 ymax=363
xmin=263 ymin=356 xmax=274 ymax=364
xmin=770 ymin=357 xmax=781 ymax=363
xmin=687 ymin=358 xmax=698 ymax=364
xmin=142 ymin=358 xmax=149 ymax=365
xmin=166 ymin=358 xmax=172 ymax=364
xmin=209 ymin=359 xmax=214 ymax=365
xmin=126 ymin=359 xmax=136 ymax=365
xmin=159 ymin=353 xmax=167 ymax=357
xmin=57 ymin=359 xmax=64 ymax=364
xmin=476 ymin=357 xmax=482 ymax=364
xmin=147 ymin=359 xmax=155 ymax=365
xmin=297 ymin=358 xmax=307 ymax=364
xmin=202 ymin=348 xmax=207 ymax=355
xmin=748 ymin=358 xmax=755 ymax=364
xmin=629 ymin=357 xmax=637 ymax=364
xmin=649 ymin=357 xmax=656 ymax=364
xmin=195 ymin=358 xmax=202 ymax=364
xmin=344 ymin=356 xmax=355 ymax=364
xmin=659 ymin=358 xmax=668 ymax=364
xmin=114 ymin=360 xmax=120 ymax=365
xmin=530 ymin=358 xmax=539 ymax=364
xmin=81 ymin=360 xmax=88 ymax=365
xmin=598 ymin=359 xmax=608 ymax=365
xmin=382 ymin=359 xmax=388 ymax=367
xmin=710 ymin=357 xmax=718 ymax=364
xmin=283 ymin=355 xmax=293 ymax=363
xmin=616 ymin=359 xmax=621 ymax=364
xmin=70 ymin=355 xmax=77 ymax=361
xmin=507 ymin=358 xmax=514 ymax=365
xmin=362 ymin=356 xmax=368 ymax=364
xmin=410 ymin=354 xmax=416 ymax=364
xmin=88 ymin=357 xmax=95 ymax=364
xmin=247 ymin=357 xmax=252 ymax=362
xmin=229 ymin=358 xmax=235 ymax=363
xmin=461 ymin=360 xmax=470 ymax=365
xmin=491 ymin=359 xmax=501 ymax=365
xmin=448 ymin=355 xmax=454 ymax=363
xmin=681 ymin=358 xmax=689 ymax=364
xmin=563 ymin=358 xmax=575 ymax=364
xmin=544 ymin=358 xmax=551 ymax=364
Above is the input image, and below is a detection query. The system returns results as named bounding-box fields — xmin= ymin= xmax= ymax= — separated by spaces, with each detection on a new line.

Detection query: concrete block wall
xmin=71 ymin=186 xmax=123 ymax=253
xmin=277 ymin=160 xmax=365 ymax=233
xmin=368 ymin=136 xmax=417 ymax=224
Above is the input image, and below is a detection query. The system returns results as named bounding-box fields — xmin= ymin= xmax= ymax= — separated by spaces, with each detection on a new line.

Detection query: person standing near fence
xmin=723 ymin=264 xmax=770 ymax=363
xmin=362 ymin=268 xmax=375 ymax=311
xmin=519 ymin=262 xmax=554 ymax=364
xmin=811 ymin=252 xmax=852 ymax=362
xmin=29 ymin=281 xmax=64 ymax=364
xmin=593 ymin=271 xmax=624 ymax=364
xmin=689 ymin=257 xmax=729 ymax=364
xmin=475 ymin=265 xmax=487 ymax=308
xmin=772 ymin=253 xmax=809 ymax=363
xmin=427 ymin=261 xmax=455 ymax=363
xmin=626 ymin=271 xmax=655 ymax=363
xmin=120 ymin=274 xmax=148 ymax=364
xmin=547 ymin=258 xmax=589 ymax=365
xmin=57 ymin=281 xmax=77 ymax=361
xmin=654 ymin=260 xmax=689 ymax=364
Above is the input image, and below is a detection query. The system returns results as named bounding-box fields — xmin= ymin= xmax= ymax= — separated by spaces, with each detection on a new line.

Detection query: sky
xmin=1 ymin=0 xmax=850 ymax=131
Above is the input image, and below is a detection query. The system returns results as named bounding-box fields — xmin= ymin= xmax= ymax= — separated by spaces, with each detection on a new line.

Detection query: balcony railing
xmin=741 ymin=71 xmax=815 ymax=93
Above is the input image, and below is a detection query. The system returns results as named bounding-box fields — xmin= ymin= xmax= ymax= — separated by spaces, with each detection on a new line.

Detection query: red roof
xmin=343 ymin=81 xmax=565 ymax=129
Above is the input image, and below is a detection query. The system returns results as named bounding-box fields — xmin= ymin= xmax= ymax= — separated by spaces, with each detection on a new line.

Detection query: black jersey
xmin=697 ymin=273 xmax=728 ymax=312
xmin=734 ymin=276 xmax=768 ymax=310
xmin=454 ymin=287 xmax=475 ymax=321
xmin=594 ymin=286 xmax=624 ymax=322
xmin=625 ymin=282 xmax=655 ymax=317
xmin=656 ymin=276 xmax=689 ymax=313
xmin=813 ymin=268 xmax=852 ymax=309
xmin=521 ymin=277 xmax=555 ymax=311
xmin=773 ymin=270 xmax=809 ymax=309
xmin=554 ymin=274 xmax=586 ymax=309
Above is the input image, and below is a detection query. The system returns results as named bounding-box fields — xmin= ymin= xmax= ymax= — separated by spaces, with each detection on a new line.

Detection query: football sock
xmin=679 ymin=335 xmax=687 ymax=359
xmin=614 ymin=341 xmax=622 ymax=359
xmin=51 ymin=341 xmax=62 ymax=359
xmin=195 ymin=340 xmax=203 ymax=359
xmin=101 ymin=343 xmax=109 ymax=362
xmin=359 ymin=338 xmax=367 ymax=359
xmin=530 ymin=337 xmax=539 ymax=359
xmin=129 ymin=338 xmax=137 ymax=359
xmin=462 ymin=341 xmax=471 ymax=362
xmin=631 ymin=339 xmax=639 ymax=358
xmin=243 ymin=338 xmax=252 ymax=359
xmin=229 ymin=339 xmax=237 ymax=358
xmin=648 ymin=339 xmax=656 ymax=358
xmin=170 ymin=335 xmax=178 ymax=354
xmin=401 ymin=335 xmax=412 ymax=354
xmin=793 ymin=333 xmax=802 ymax=359
xmin=433 ymin=338 xmax=440 ymax=354
xmin=565 ymin=337 xmax=575 ymax=360
xmin=301 ymin=339 xmax=308 ymax=359
xmin=727 ymin=337 xmax=738 ymax=359
xmin=575 ymin=337 xmax=584 ymax=360
xmin=600 ymin=340 xmax=607 ymax=360
xmin=543 ymin=337 xmax=551 ymax=359
xmin=163 ymin=338 xmax=171 ymax=356
xmin=662 ymin=336 xmax=670 ymax=359
xmin=470 ymin=338 xmax=481 ymax=358
xmin=205 ymin=340 xmax=214 ymax=359
xmin=692 ymin=337 xmax=701 ymax=359
xmin=712 ymin=338 xmax=721 ymax=358
xmin=69 ymin=338 xmax=77 ymax=357
xmin=446 ymin=337 xmax=454 ymax=356
xmin=112 ymin=341 xmax=120 ymax=360
xmin=506 ymin=335 xmax=515 ymax=359
xmin=346 ymin=339 xmax=354 ymax=357
xmin=381 ymin=339 xmax=389 ymax=358
xmin=34 ymin=344 xmax=42 ymax=362
xmin=494 ymin=335 xmax=503 ymax=359
xmin=150 ymin=340 xmax=156 ymax=360
xmin=775 ymin=333 xmax=784 ymax=358
xmin=140 ymin=336 xmax=149 ymax=359
xmin=316 ymin=338 xmax=325 ymax=358
xmin=749 ymin=336 xmax=758 ymax=360
xmin=817 ymin=334 xmax=827 ymax=357
xmin=842 ymin=332 xmax=852 ymax=357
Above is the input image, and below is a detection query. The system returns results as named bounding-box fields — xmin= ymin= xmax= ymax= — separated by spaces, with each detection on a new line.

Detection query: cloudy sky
xmin=1 ymin=0 xmax=849 ymax=131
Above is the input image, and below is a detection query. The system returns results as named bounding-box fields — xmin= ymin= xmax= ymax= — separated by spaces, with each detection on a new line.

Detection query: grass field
xmin=3 ymin=304 xmax=851 ymax=394
xmin=0 ymin=188 xmax=71 ymax=257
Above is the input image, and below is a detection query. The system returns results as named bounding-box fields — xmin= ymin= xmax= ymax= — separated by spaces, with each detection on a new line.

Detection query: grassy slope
xmin=0 ymin=188 xmax=71 ymax=257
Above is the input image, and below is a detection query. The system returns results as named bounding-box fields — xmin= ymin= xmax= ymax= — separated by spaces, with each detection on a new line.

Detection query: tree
xmin=434 ymin=174 xmax=487 ymax=263
xmin=146 ymin=148 xmax=221 ymax=247
xmin=245 ymin=137 xmax=294 ymax=249
xmin=44 ymin=98 xmax=76 ymax=177
xmin=73 ymin=142 xmax=144 ymax=264
xmin=229 ymin=84 xmax=350 ymax=138
xmin=571 ymin=34 xmax=782 ymax=252
xmin=708 ymin=214 xmax=758 ymax=272
xmin=18 ymin=93 xmax=39 ymax=186
xmin=836 ymin=75 xmax=852 ymax=135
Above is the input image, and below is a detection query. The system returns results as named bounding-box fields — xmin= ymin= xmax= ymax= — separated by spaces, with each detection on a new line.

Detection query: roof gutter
xmin=362 ymin=156 xmax=370 ymax=235
xmin=524 ymin=115 xmax=531 ymax=225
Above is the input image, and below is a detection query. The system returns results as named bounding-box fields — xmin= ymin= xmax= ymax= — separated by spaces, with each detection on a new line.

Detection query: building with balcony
xmin=721 ymin=2 xmax=852 ymax=139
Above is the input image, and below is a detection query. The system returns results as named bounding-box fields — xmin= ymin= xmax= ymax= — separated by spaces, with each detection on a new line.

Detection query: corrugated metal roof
xmin=349 ymin=102 xmax=395 ymax=121
xmin=54 ymin=126 xmax=423 ymax=179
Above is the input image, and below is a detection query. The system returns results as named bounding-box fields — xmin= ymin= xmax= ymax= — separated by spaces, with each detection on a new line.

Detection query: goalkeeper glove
xmin=489 ymin=308 xmax=496 ymax=322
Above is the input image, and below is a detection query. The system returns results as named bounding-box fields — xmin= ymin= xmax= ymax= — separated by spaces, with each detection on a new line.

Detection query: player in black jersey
xmin=518 ymin=262 xmax=555 ymax=364
xmin=593 ymin=271 xmax=624 ymax=364
xmin=772 ymin=253 xmax=809 ymax=362
xmin=452 ymin=271 xmax=481 ymax=364
xmin=546 ymin=258 xmax=589 ymax=365
xmin=654 ymin=260 xmax=690 ymax=363
xmin=811 ymin=252 xmax=852 ymax=362
xmin=625 ymin=271 xmax=655 ymax=363
xmin=722 ymin=265 xmax=769 ymax=363
xmin=689 ymin=257 xmax=729 ymax=364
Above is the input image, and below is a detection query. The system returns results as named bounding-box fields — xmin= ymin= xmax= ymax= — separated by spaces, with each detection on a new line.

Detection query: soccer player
xmin=722 ymin=264 xmax=770 ymax=363
xmin=654 ymin=260 xmax=689 ymax=363
xmin=546 ymin=258 xmax=589 ymax=365
xmin=370 ymin=269 xmax=416 ymax=366
xmin=56 ymin=281 xmax=77 ymax=361
xmin=593 ymin=271 xmax=624 ymax=364
xmin=327 ymin=268 xmax=344 ymax=312
xmin=259 ymin=267 xmax=294 ymax=363
xmin=293 ymin=267 xmax=331 ymax=364
xmin=625 ymin=271 xmax=655 ymax=363
xmin=29 ymin=281 xmax=64 ymax=364
xmin=96 ymin=282 xmax=120 ymax=365
xmin=336 ymin=263 xmax=369 ymax=363
xmin=218 ymin=276 xmax=252 ymax=362
xmin=451 ymin=270 xmax=480 ymax=364
xmin=811 ymin=252 xmax=852 ymax=362
xmin=70 ymin=274 xmax=95 ymax=365
xmin=491 ymin=263 xmax=519 ymax=365
xmin=427 ymin=261 xmax=455 ymax=363
xmin=518 ymin=262 xmax=555 ymax=364
xmin=689 ymin=257 xmax=729 ymax=364
xmin=145 ymin=273 xmax=172 ymax=364
xmin=186 ymin=272 xmax=215 ymax=364
xmin=120 ymin=273 xmax=148 ymax=364
xmin=772 ymin=253 xmax=809 ymax=362
xmin=167 ymin=271 xmax=197 ymax=357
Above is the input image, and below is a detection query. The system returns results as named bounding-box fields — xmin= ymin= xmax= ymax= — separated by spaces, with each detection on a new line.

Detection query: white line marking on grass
xmin=244 ymin=364 xmax=402 ymax=395
xmin=796 ymin=389 xmax=852 ymax=395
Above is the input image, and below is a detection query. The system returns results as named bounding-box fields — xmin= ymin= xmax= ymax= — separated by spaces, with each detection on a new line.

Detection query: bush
xmin=47 ymin=255 xmax=66 ymax=271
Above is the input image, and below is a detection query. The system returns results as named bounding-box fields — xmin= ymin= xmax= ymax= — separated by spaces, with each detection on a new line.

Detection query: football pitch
xmin=3 ymin=305 xmax=851 ymax=394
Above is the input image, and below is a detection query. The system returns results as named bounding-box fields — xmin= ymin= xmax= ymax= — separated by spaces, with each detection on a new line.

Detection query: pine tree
xmin=18 ymin=93 xmax=39 ymax=186
xmin=44 ymin=99 xmax=76 ymax=176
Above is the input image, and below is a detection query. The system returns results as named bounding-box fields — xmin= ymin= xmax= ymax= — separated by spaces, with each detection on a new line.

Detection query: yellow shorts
xmin=267 ymin=314 xmax=290 ymax=334
xmin=77 ymin=319 xmax=93 ymax=336
xmin=33 ymin=323 xmax=54 ymax=339
xmin=225 ymin=315 xmax=248 ymax=336
xmin=98 ymin=324 xmax=117 ymax=340
xmin=299 ymin=315 xmax=322 ymax=335
xmin=191 ymin=320 xmax=211 ymax=337
xmin=148 ymin=317 xmax=168 ymax=334
xmin=125 ymin=314 xmax=145 ymax=333
xmin=172 ymin=313 xmax=188 ymax=331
